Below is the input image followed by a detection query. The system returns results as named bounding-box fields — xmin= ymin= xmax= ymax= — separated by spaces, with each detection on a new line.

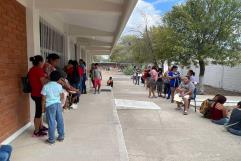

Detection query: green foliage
xmin=110 ymin=35 xmax=151 ymax=64
xmin=123 ymin=65 xmax=134 ymax=75
xmin=164 ymin=0 xmax=241 ymax=69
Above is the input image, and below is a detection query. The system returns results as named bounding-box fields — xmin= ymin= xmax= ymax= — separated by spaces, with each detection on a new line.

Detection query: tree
xmin=110 ymin=35 xmax=152 ymax=64
xmin=164 ymin=0 xmax=241 ymax=92
xmin=150 ymin=26 xmax=182 ymax=68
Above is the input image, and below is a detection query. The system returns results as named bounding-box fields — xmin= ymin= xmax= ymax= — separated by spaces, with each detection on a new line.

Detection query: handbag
xmin=21 ymin=75 xmax=31 ymax=93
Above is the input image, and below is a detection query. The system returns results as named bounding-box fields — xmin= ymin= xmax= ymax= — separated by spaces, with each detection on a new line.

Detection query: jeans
xmin=164 ymin=83 xmax=170 ymax=95
xmin=81 ymin=74 xmax=87 ymax=93
xmin=212 ymin=118 xmax=229 ymax=125
xmin=0 ymin=145 xmax=12 ymax=161
xmin=78 ymin=77 xmax=83 ymax=92
xmin=135 ymin=76 xmax=140 ymax=85
xmin=46 ymin=103 xmax=64 ymax=143
xmin=227 ymin=128 xmax=241 ymax=136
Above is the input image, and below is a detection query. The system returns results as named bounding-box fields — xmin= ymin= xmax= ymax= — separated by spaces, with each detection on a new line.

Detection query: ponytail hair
xmin=30 ymin=55 xmax=43 ymax=66
xmin=189 ymin=70 xmax=195 ymax=76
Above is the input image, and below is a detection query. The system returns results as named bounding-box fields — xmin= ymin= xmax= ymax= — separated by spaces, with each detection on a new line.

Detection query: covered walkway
xmin=9 ymin=70 xmax=241 ymax=161
xmin=11 ymin=72 xmax=127 ymax=161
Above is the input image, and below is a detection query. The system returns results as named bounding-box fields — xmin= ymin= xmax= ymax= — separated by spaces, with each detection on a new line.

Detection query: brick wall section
xmin=0 ymin=0 xmax=29 ymax=142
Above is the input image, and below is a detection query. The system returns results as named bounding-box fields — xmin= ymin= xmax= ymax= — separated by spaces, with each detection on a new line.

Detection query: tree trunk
xmin=199 ymin=59 xmax=205 ymax=94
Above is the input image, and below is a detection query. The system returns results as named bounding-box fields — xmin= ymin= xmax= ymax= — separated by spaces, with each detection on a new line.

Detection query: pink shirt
xmin=150 ymin=69 xmax=158 ymax=81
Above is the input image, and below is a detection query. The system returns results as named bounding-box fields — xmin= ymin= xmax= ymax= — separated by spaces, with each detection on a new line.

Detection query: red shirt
xmin=211 ymin=106 xmax=224 ymax=120
xmin=28 ymin=66 xmax=46 ymax=97
xmin=67 ymin=66 xmax=84 ymax=77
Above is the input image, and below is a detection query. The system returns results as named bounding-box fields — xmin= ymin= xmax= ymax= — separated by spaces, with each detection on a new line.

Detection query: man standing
xmin=174 ymin=76 xmax=195 ymax=115
xmin=92 ymin=63 xmax=102 ymax=94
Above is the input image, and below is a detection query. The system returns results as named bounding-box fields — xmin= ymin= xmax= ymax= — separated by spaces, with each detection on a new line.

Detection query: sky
xmin=123 ymin=0 xmax=186 ymax=35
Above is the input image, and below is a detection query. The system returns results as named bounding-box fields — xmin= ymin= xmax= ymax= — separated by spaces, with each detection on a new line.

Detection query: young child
xmin=107 ymin=77 xmax=113 ymax=87
xmin=41 ymin=71 xmax=65 ymax=144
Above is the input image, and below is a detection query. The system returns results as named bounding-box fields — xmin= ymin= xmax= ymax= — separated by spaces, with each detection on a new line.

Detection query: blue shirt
xmin=41 ymin=82 xmax=63 ymax=107
xmin=168 ymin=71 xmax=180 ymax=86
xmin=228 ymin=108 xmax=241 ymax=130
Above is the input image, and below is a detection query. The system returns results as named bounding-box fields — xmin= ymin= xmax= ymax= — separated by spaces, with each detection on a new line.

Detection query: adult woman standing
xmin=43 ymin=53 xmax=60 ymax=77
xmin=67 ymin=60 xmax=83 ymax=90
xmin=28 ymin=55 xmax=48 ymax=137
xmin=148 ymin=66 xmax=158 ymax=98
xmin=187 ymin=70 xmax=197 ymax=84
xmin=168 ymin=65 xmax=180 ymax=103
xmin=156 ymin=68 xmax=163 ymax=97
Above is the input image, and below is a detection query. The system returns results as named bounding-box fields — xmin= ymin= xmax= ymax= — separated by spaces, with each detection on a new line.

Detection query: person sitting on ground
xmin=199 ymin=94 xmax=222 ymax=119
xmin=225 ymin=101 xmax=241 ymax=136
xmin=0 ymin=145 xmax=12 ymax=161
xmin=92 ymin=63 xmax=102 ymax=94
xmin=211 ymin=95 xmax=229 ymax=125
xmin=107 ymin=77 xmax=114 ymax=87
xmin=174 ymin=76 xmax=195 ymax=115
xmin=41 ymin=71 xmax=65 ymax=144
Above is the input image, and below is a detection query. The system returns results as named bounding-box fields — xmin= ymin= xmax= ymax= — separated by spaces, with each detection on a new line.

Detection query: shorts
xmin=174 ymin=94 xmax=190 ymax=103
xmin=31 ymin=96 xmax=42 ymax=118
xmin=94 ymin=78 xmax=101 ymax=87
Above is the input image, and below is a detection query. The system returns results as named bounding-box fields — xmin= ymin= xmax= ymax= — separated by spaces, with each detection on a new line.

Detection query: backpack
xmin=21 ymin=75 xmax=31 ymax=93
xmin=199 ymin=99 xmax=214 ymax=119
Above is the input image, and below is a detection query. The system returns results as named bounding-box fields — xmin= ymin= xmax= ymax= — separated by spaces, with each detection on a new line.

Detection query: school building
xmin=0 ymin=0 xmax=137 ymax=143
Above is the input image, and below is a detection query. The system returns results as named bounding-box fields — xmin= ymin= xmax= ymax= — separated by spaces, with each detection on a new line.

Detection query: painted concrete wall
xmin=179 ymin=63 xmax=241 ymax=92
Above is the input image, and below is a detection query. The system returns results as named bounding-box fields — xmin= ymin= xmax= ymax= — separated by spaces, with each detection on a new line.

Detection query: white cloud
xmin=122 ymin=0 xmax=162 ymax=36
xmin=153 ymin=0 xmax=185 ymax=5
xmin=153 ymin=0 xmax=176 ymax=5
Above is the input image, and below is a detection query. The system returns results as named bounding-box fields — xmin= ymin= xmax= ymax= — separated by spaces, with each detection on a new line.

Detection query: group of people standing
xmin=134 ymin=65 xmax=241 ymax=136
xmin=28 ymin=53 xmax=87 ymax=144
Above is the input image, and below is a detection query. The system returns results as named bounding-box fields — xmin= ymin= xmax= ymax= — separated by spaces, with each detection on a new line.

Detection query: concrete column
xmin=25 ymin=0 xmax=41 ymax=122
xmin=26 ymin=0 xmax=41 ymax=68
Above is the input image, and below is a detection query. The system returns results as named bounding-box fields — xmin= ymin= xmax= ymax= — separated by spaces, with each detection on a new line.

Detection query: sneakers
xmin=33 ymin=131 xmax=47 ymax=137
xmin=183 ymin=111 xmax=188 ymax=115
xmin=40 ymin=126 xmax=48 ymax=132
xmin=45 ymin=139 xmax=55 ymax=145
xmin=57 ymin=137 xmax=64 ymax=142
xmin=71 ymin=104 xmax=78 ymax=109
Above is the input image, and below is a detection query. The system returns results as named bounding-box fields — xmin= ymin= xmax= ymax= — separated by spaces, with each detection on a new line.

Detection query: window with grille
xmin=39 ymin=17 xmax=66 ymax=67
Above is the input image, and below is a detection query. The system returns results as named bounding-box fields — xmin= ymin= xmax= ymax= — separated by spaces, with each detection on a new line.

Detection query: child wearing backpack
xmin=41 ymin=71 xmax=65 ymax=144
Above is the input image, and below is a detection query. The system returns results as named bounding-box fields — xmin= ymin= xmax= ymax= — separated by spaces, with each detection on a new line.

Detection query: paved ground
xmin=111 ymin=71 xmax=241 ymax=161
xmin=11 ymin=72 xmax=128 ymax=161
xmin=10 ymin=70 xmax=241 ymax=161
